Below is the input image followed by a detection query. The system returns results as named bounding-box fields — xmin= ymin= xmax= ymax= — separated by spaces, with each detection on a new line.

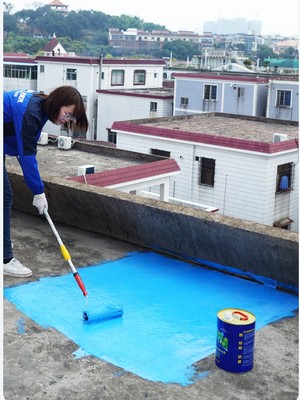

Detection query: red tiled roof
xmin=48 ymin=0 xmax=68 ymax=6
xmin=42 ymin=37 xmax=60 ymax=52
xmin=68 ymin=158 xmax=180 ymax=187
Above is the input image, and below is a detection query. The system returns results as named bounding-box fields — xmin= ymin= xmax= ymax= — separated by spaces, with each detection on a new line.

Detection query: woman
xmin=3 ymin=86 xmax=88 ymax=277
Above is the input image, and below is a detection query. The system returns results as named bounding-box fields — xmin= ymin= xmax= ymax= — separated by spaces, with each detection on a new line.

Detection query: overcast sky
xmin=9 ymin=0 xmax=299 ymax=37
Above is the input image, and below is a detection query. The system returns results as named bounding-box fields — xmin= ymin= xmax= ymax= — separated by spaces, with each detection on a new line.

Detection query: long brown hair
xmin=36 ymin=86 xmax=88 ymax=133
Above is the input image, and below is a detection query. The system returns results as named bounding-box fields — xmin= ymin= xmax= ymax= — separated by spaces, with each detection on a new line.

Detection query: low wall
xmin=8 ymin=168 xmax=299 ymax=291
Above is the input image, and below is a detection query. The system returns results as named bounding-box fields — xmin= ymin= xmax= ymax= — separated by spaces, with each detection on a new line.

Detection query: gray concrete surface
xmin=4 ymin=210 xmax=299 ymax=400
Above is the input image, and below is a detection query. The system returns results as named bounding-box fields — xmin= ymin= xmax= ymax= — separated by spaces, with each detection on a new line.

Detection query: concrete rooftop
xmin=4 ymin=211 xmax=298 ymax=400
xmin=4 ymin=141 xmax=299 ymax=400
xmin=135 ymin=113 xmax=299 ymax=142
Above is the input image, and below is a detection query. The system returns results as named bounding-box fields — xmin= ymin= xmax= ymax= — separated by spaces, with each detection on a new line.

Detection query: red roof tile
xmin=68 ymin=159 xmax=180 ymax=187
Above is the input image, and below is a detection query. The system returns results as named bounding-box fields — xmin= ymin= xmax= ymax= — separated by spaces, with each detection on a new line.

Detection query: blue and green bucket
xmin=216 ymin=308 xmax=256 ymax=373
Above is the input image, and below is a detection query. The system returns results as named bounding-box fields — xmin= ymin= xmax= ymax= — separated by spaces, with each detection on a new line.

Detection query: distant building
xmin=47 ymin=0 xmax=69 ymax=14
xmin=203 ymin=18 xmax=262 ymax=35
xmin=108 ymin=28 xmax=201 ymax=52
xmin=41 ymin=33 xmax=68 ymax=56
xmin=172 ymin=73 xmax=269 ymax=117
xmin=272 ymin=39 xmax=299 ymax=55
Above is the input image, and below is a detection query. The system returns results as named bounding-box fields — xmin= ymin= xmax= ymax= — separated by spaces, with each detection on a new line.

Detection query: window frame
xmin=276 ymin=162 xmax=293 ymax=193
xmin=133 ymin=69 xmax=146 ymax=85
xmin=199 ymin=157 xmax=215 ymax=186
xmin=204 ymin=84 xmax=217 ymax=101
xmin=151 ymin=148 xmax=171 ymax=158
xmin=180 ymin=97 xmax=189 ymax=107
xmin=276 ymin=90 xmax=292 ymax=108
xmin=66 ymin=68 xmax=77 ymax=81
xmin=150 ymin=102 xmax=157 ymax=112
xmin=111 ymin=69 xmax=125 ymax=86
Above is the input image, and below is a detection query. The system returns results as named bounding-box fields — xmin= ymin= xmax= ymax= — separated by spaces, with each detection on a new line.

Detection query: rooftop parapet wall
xmin=8 ymin=168 xmax=298 ymax=291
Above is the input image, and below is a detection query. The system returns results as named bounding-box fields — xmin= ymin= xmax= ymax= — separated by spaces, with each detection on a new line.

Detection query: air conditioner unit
xmin=58 ymin=135 xmax=72 ymax=150
xmin=273 ymin=133 xmax=288 ymax=143
xmin=38 ymin=132 xmax=48 ymax=145
xmin=77 ymin=165 xmax=95 ymax=176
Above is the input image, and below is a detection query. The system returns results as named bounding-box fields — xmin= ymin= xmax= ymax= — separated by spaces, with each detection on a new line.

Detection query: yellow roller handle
xmin=60 ymin=244 xmax=71 ymax=261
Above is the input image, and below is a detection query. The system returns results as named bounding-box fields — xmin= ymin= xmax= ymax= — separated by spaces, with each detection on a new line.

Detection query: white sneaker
xmin=3 ymin=258 xmax=32 ymax=278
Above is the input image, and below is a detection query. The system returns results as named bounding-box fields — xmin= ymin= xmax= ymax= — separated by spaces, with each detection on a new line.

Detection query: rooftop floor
xmin=143 ymin=114 xmax=299 ymax=142
xmin=4 ymin=210 xmax=299 ymax=400
xmin=5 ymin=143 xmax=144 ymax=179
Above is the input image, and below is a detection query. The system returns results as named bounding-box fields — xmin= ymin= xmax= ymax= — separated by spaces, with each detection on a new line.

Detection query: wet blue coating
xmin=4 ymin=251 xmax=298 ymax=385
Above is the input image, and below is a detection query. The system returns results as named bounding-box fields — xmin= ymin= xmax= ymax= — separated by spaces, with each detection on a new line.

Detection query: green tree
xmin=163 ymin=40 xmax=198 ymax=60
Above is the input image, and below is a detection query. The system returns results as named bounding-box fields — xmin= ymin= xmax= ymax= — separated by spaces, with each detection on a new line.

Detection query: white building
xmin=111 ymin=113 xmax=299 ymax=231
xmin=34 ymin=55 xmax=166 ymax=139
xmin=3 ymin=53 xmax=38 ymax=92
xmin=96 ymin=88 xmax=174 ymax=141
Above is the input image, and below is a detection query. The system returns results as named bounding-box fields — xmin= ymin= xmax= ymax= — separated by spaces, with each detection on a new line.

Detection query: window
xmin=107 ymin=129 xmax=117 ymax=144
xmin=199 ymin=157 xmax=215 ymax=186
xmin=204 ymin=85 xmax=217 ymax=100
xmin=276 ymin=163 xmax=293 ymax=193
xmin=151 ymin=149 xmax=170 ymax=158
xmin=40 ymin=65 xmax=44 ymax=73
xmin=66 ymin=68 xmax=77 ymax=80
xmin=181 ymin=97 xmax=189 ymax=107
xmin=111 ymin=70 xmax=124 ymax=86
xmin=133 ymin=69 xmax=146 ymax=85
xmin=276 ymin=90 xmax=291 ymax=107
xmin=237 ymin=87 xmax=245 ymax=97
xmin=4 ymin=65 xmax=37 ymax=80
xmin=150 ymin=102 xmax=157 ymax=112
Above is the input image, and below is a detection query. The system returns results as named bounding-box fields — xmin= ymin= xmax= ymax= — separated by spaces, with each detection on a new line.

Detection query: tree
xmin=163 ymin=40 xmax=198 ymax=60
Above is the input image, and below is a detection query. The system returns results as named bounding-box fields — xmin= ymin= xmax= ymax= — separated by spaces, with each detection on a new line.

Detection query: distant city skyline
xmin=8 ymin=0 xmax=299 ymax=37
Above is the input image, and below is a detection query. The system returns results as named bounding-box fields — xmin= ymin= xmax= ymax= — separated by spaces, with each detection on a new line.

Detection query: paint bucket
xmin=215 ymin=308 xmax=256 ymax=373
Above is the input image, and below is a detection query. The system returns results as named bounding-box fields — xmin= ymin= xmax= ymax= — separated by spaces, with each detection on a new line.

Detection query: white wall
xmin=36 ymin=61 xmax=99 ymax=139
xmin=116 ymin=132 xmax=299 ymax=231
xmin=96 ymin=92 xmax=173 ymax=141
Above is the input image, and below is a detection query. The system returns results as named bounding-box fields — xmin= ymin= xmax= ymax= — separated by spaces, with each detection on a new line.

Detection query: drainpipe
xmin=99 ymin=53 xmax=103 ymax=90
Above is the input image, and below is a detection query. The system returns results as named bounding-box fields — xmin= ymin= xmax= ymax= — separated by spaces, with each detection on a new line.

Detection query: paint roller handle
xmin=74 ymin=272 xmax=88 ymax=297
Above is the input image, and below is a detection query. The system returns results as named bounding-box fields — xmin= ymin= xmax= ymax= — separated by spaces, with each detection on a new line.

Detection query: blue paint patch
xmin=4 ymin=251 xmax=298 ymax=385
xmin=72 ymin=348 xmax=90 ymax=359
xmin=17 ymin=317 xmax=25 ymax=334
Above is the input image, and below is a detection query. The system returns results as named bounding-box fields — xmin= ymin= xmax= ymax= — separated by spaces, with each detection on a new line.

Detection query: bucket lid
xmin=218 ymin=308 xmax=256 ymax=325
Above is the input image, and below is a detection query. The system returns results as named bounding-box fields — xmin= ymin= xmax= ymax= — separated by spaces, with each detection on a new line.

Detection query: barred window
xmin=204 ymin=85 xmax=217 ymax=100
xmin=150 ymin=102 xmax=157 ymax=112
xmin=199 ymin=157 xmax=215 ymax=186
xmin=181 ymin=97 xmax=189 ymax=107
xmin=276 ymin=90 xmax=291 ymax=107
xmin=66 ymin=68 xmax=77 ymax=80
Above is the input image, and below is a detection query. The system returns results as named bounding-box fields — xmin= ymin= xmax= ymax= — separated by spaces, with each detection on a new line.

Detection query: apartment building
xmin=108 ymin=28 xmax=201 ymax=52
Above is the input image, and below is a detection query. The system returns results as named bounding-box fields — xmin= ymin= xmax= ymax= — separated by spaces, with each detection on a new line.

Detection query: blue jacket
xmin=4 ymin=89 xmax=48 ymax=195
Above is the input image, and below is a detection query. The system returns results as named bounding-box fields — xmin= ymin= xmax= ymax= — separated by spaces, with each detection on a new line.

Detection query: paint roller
xmin=43 ymin=208 xmax=123 ymax=323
